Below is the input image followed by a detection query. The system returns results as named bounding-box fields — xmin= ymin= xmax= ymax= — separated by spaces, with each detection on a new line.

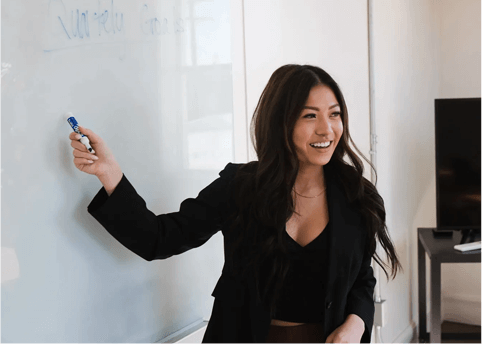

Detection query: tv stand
xmin=418 ymin=228 xmax=481 ymax=343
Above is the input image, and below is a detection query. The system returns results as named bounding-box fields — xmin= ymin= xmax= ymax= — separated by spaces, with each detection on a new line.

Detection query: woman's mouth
xmin=309 ymin=141 xmax=332 ymax=150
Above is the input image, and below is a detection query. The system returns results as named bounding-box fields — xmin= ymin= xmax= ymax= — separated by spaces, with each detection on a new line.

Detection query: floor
xmin=417 ymin=320 xmax=481 ymax=343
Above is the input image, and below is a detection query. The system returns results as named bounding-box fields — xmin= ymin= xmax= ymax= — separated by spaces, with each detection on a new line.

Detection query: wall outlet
xmin=374 ymin=299 xmax=386 ymax=327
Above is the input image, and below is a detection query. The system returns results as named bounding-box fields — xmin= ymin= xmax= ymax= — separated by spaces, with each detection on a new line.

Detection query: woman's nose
xmin=315 ymin=117 xmax=332 ymax=136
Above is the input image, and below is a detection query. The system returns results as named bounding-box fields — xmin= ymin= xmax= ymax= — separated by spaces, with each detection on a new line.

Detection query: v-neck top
xmin=271 ymin=220 xmax=330 ymax=323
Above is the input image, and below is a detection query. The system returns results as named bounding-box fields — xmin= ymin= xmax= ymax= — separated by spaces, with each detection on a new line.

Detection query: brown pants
xmin=265 ymin=323 xmax=325 ymax=343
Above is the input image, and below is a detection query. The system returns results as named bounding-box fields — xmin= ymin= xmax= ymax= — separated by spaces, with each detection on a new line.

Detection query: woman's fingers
xmin=78 ymin=126 xmax=102 ymax=144
xmin=74 ymin=157 xmax=95 ymax=165
xmin=71 ymin=139 xmax=88 ymax=152
xmin=69 ymin=126 xmax=102 ymax=150
xmin=73 ymin=149 xmax=99 ymax=160
xmin=69 ymin=132 xmax=80 ymax=141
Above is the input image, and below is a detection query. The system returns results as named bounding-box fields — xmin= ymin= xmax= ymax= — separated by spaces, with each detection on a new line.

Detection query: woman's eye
xmin=304 ymin=112 xmax=341 ymax=118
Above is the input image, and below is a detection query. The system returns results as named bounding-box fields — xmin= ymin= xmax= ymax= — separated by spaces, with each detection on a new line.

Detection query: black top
xmin=272 ymin=221 xmax=330 ymax=323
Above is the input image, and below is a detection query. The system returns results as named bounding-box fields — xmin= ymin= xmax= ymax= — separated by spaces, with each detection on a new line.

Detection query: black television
xmin=435 ymin=98 xmax=481 ymax=244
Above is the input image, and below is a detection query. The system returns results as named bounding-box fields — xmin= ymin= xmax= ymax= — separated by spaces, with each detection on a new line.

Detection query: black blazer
xmin=88 ymin=162 xmax=376 ymax=343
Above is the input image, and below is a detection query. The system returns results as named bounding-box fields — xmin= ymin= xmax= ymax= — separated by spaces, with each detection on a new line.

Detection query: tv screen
xmin=435 ymin=98 xmax=481 ymax=232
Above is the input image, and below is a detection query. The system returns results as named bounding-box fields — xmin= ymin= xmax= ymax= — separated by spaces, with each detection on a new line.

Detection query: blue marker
xmin=66 ymin=113 xmax=94 ymax=153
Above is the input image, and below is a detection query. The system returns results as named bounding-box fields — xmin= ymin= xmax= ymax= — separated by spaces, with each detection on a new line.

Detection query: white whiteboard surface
xmin=1 ymin=0 xmax=233 ymax=342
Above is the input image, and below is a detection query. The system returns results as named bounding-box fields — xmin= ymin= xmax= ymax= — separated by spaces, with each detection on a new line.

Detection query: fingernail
xmin=92 ymin=155 xmax=99 ymax=160
xmin=88 ymin=160 xmax=94 ymax=163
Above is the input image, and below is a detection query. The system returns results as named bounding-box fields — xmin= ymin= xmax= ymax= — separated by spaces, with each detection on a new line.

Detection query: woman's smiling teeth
xmin=310 ymin=141 xmax=331 ymax=148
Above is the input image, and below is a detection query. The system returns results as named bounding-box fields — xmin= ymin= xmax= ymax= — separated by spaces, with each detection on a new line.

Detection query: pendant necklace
xmin=293 ymin=187 xmax=326 ymax=198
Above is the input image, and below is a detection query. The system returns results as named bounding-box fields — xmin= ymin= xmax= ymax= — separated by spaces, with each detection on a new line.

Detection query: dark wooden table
xmin=418 ymin=228 xmax=481 ymax=343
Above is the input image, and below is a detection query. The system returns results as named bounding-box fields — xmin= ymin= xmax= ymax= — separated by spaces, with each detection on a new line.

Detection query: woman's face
xmin=292 ymin=84 xmax=344 ymax=169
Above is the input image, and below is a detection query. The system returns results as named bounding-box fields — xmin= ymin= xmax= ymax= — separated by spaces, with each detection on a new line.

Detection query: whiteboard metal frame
xmin=231 ymin=0 xmax=249 ymax=163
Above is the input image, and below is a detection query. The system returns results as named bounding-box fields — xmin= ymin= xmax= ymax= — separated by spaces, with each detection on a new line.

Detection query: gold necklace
xmin=293 ymin=187 xmax=326 ymax=198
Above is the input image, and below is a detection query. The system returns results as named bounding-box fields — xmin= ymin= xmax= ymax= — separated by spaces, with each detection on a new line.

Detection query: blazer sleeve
xmin=345 ymin=243 xmax=377 ymax=343
xmin=87 ymin=162 xmax=240 ymax=261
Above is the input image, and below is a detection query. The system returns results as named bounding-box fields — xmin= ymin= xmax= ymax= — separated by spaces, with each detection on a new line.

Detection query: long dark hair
xmin=226 ymin=64 xmax=403 ymax=317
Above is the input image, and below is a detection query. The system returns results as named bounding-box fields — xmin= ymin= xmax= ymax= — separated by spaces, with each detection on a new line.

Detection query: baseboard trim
xmin=155 ymin=320 xmax=207 ymax=343
xmin=392 ymin=320 xmax=417 ymax=343
xmin=443 ymin=295 xmax=481 ymax=326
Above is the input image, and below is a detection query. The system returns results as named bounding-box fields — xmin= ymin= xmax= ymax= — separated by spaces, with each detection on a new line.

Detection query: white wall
xmin=370 ymin=0 xmax=443 ymax=341
xmin=437 ymin=0 xmax=481 ymax=98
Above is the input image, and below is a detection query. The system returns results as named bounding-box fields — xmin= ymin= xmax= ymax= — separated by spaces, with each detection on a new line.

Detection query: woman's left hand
xmin=325 ymin=316 xmax=364 ymax=343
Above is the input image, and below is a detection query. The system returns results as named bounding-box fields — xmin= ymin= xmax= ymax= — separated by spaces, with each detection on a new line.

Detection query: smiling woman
xmin=225 ymin=64 xmax=403 ymax=342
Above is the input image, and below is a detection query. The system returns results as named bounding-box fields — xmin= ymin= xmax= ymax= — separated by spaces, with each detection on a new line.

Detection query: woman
xmin=69 ymin=64 xmax=402 ymax=343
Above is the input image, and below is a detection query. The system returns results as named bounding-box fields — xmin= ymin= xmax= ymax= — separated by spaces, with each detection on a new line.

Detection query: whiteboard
xmin=1 ymin=0 xmax=233 ymax=342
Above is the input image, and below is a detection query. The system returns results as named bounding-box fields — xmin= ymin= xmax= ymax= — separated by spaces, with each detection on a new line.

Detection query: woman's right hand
xmin=69 ymin=126 xmax=123 ymax=194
